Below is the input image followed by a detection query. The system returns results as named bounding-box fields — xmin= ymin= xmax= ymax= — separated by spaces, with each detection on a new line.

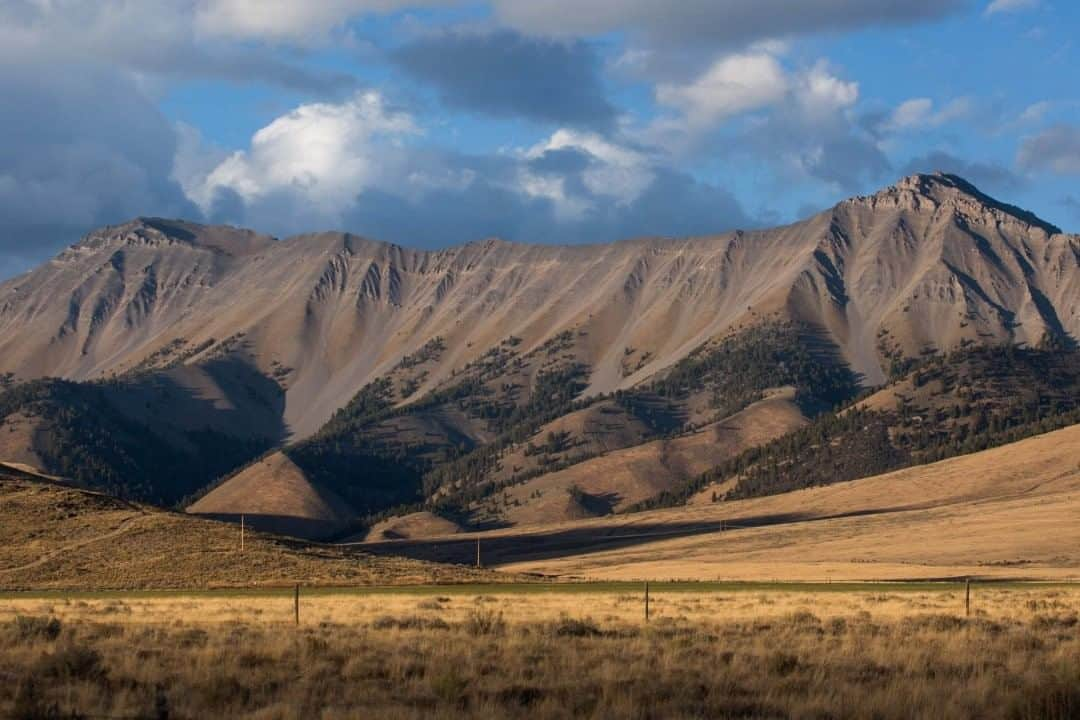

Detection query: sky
xmin=0 ymin=0 xmax=1078 ymax=279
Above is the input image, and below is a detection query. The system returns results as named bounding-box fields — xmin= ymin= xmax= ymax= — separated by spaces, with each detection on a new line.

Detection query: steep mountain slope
xmin=796 ymin=174 xmax=1076 ymax=380
xmin=472 ymin=389 xmax=809 ymax=527
xmin=0 ymin=218 xmax=274 ymax=381
xmin=253 ymin=318 xmax=857 ymax=536
xmin=0 ymin=173 xmax=1076 ymax=534
xmin=652 ymin=344 xmax=1080 ymax=509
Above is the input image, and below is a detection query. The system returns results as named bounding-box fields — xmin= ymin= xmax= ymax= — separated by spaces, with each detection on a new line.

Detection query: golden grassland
xmin=0 ymin=477 xmax=500 ymax=590
xmin=2 ymin=586 xmax=1079 ymax=718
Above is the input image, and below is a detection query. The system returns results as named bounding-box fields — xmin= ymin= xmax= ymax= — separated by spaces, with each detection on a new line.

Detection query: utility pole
xmin=294 ymin=584 xmax=300 ymax=626
xmin=476 ymin=537 xmax=481 ymax=569
xmin=965 ymin=578 xmax=971 ymax=617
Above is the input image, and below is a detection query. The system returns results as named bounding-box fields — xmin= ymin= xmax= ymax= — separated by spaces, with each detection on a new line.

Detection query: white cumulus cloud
xmin=186 ymin=92 xmax=418 ymax=217
xmin=650 ymin=51 xmax=859 ymax=142
xmin=796 ymin=61 xmax=859 ymax=117
xmin=173 ymin=92 xmax=749 ymax=246
xmin=520 ymin=130 xmax=655 ymax=220
xmin=656 ymin=52 xmax=789 ymax=129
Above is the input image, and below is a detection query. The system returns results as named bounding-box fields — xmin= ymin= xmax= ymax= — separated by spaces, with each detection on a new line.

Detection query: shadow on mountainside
xmin=193 ymin=512 xmax=347 ymax=542
xmin=106 ymin=355 xmax=289 ymax=447
xmin=355 ymin=500 xmax=960 ymax=568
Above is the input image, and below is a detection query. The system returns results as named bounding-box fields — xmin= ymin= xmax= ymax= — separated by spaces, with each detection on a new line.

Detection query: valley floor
xmin=5 ymin=423 xmax=1080 ymax=591
xmin=1 ymin=586 xmax=1078 ymax=718
xmin=3 ymin=423 xmax=1080 ymax=717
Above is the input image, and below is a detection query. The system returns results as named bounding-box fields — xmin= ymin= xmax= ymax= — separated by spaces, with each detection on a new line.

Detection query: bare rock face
xmin=0 ymin=218 xmax=274 ymax=381
xmin=789 ymin=173 xmax=1077 ymax=384
xmin=0 ymin=174 xmax=1076 ymax=441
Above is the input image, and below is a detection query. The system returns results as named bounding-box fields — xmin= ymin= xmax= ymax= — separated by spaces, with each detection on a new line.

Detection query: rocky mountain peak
xmin=71 ymin=217 xmax=275 ymax=258
xmin=847 ymin=172 xmax=1062 ymax=238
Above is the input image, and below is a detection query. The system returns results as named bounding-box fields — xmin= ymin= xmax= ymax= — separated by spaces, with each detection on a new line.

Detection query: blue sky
xmin=0 ymin=0 xmax=1077 ymax=278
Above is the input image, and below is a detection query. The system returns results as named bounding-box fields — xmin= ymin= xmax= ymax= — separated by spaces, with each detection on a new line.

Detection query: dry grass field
xmin=0 ymin=474 xmax=500 ymax=590
xmin=1 ymin=585 xmax=1079 ymax=718
xmin=4 ymin=422 xmax=1080 ymax=716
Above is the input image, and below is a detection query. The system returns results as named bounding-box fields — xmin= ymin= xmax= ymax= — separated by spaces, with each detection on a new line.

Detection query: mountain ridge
xmin=2 ymin=172 xmax=1076 ymax=435
xmin=101 ymin=171 xmax=1071 ymax=255
xmin=6 ymin=174 xmax=1071 ymax=423
xmin=0 ymin=173 xmax=1077 ymax=536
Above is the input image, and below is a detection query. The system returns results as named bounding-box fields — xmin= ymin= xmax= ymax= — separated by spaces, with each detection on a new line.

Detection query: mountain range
xmin=0 ymin=172 xmax=1076 ymax=539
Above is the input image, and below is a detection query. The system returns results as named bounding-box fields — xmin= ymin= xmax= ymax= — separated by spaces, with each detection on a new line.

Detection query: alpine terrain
xmin=0 ymin=173 xmax=1076 ymax=539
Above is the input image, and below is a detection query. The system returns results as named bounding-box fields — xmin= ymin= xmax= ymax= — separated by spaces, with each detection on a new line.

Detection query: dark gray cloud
xmin=801 ymin=136 xmax=892 ymax=191
xmin=342 ymin=168 xmax=752 ymax=248
xmin=901 ymin=151 xmax=1024 ymax=194
xmin=527 ymin=148 xmax=593 ymax=175
xmin=1017 ymin=125 xmax=1080 ymax=174
xmin=494 ymin=0 xmax=966 ymax=48
xmin=729 ymin=101 xmax=890 ymax=192
xmin=0 ymin=60 xmax=200 ymax=278
xmin=138 ymin=47 xmax=357 ymax=96
xmin=0 ymin=1 xmax=356 ymax=96
xmin=191 ymin=0 xmax=966 ymax=49
xmin=569 ymin=167 xmax=754 ymax=240
xmin=202 ymin=141 xmax=752 ymax=248
xmin=394 ymin=30 xmax=616 ymax=129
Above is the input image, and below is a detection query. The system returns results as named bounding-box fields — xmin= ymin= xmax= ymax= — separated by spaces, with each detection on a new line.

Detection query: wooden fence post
xmin=645 ymin=581 xmax=650 ymax=622
xmin=294 ymin=584 xmax=300 ymax=626
xmin=476 ymin=538 xmax=481 ymax=569
xmin=965 ymin=578 xmax=971 ymax=617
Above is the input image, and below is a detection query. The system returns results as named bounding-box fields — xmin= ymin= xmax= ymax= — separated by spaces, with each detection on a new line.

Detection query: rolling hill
xmin=358 ymin=422 xmax=1080 ymax=581
xmin=466 ymin=388 xmax=809 ymax=527
xmin=638 ymin=343 xmax=1080 ymax=510
xmin=0 ymin=466 xmax=497 ymax=590
xmin=187 ymin=452 xmax=355 ymax=540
